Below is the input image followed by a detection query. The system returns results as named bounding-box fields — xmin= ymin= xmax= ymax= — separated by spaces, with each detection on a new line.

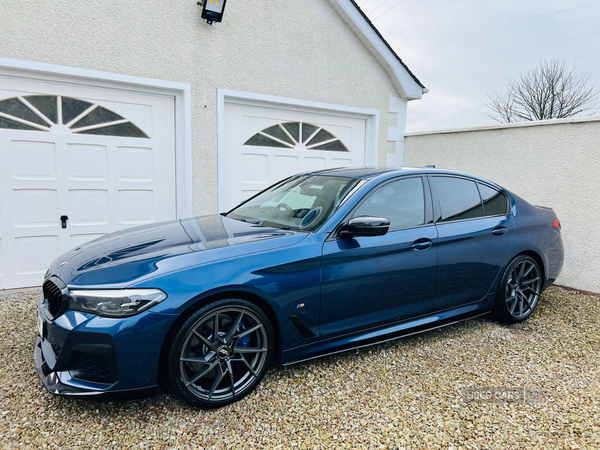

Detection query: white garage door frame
xmin=217 ymin=88 xmax=380 ymax=212
xmin=0 ymin=57 xmax=193 ymax=219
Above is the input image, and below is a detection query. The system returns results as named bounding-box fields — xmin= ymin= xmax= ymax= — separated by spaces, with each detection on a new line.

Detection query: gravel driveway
xmin=0 ymin=286 xmax=598 ymax=449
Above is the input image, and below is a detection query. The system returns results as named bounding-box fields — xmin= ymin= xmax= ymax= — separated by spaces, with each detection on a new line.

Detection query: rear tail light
xmin=552 ymin=218 xmax=561 ymax=230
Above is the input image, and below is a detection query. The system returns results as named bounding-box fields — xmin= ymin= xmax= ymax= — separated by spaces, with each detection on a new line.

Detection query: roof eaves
xmin=327 ymin=0 xmax=426 ymax=99
xmin=347 ymin=0 xmax=425 ymax=89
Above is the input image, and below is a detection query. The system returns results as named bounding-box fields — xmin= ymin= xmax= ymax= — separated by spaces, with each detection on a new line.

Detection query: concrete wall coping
xmin=405 ymin=115 xmax=600 ymax=137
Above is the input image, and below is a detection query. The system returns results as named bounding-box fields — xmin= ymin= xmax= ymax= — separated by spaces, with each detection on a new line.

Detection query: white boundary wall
xmin=405 ymin=116 xmax=600 ymax=293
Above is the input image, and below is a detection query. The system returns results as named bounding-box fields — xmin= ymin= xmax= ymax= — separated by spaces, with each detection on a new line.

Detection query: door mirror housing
xmin=340 ymin=216 xmax=390 ymax=238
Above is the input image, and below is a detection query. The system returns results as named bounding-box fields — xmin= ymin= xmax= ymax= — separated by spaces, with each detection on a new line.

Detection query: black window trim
xmin=328 ymin=174 xmax=434 ymax=240
xmin=427 ymin=175 xmax=511 ymax=225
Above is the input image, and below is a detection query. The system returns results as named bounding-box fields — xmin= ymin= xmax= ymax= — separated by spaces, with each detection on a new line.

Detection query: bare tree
xmin=484 ymin=57 xmax=599 ymax=123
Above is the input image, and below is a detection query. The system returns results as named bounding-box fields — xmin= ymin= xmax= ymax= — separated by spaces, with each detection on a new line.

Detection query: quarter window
xmin=353 ymin=177 xmax=425 ymax=231
xmin=478 ymin=183 xmax=509 ymax=216
xmin=433 ymin=177 xmax=484 ymax=222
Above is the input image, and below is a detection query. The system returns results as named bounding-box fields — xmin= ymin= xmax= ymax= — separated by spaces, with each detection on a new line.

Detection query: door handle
xmin=60 ymin=215 xmax=69 ymax=229
xmin=492 ymin=226 xmax=507 ymax=236
xmin=411 ymin=238 xmax=433 ymax=251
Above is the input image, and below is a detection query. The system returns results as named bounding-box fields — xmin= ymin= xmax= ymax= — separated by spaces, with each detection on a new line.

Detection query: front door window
xmin=352 ymin=177 xmax=426 ymax=230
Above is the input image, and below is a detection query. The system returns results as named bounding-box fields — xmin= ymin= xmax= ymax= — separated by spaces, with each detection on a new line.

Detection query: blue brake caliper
xmin=233 ymin=322 xmax=251 ymax=372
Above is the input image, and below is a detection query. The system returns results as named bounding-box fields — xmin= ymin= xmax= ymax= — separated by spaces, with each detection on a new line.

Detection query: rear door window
xmin=433 ymin=177 xmax=484 ymax=222
xmin=478 ymin=183 xmax=509 ymax=216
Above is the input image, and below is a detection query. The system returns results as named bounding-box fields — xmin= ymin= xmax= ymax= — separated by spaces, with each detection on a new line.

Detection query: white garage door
xmin=222 ymin=102 xmax=367 ymax=211
xmin=0 ymin=78 xmax=176 ymax=289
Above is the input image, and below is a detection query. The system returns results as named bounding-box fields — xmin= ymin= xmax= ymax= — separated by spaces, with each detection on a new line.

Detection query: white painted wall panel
xmin=69 ymin=190 xmax=109 ymax=225
xmin=68 ymin=144 xmax=108 ymax=180
xmin=119 ymin=190 xmax=154 ymax=224
xmin=118 ymin=147 xmax=153 ymax=181
xmin=332 ymin=157 xmax=352 ymax=167
xmin=14 ymin=190 xmax=58 ymax=227
xmin=15 ymin=236 xmax=59 ymax=274
xmin=242 ymin=154 xmax=268 ymax=183
xmin=12 ymin=141 xmax=56 ymax=180
xmin=304 ymin=157 xmax=326 ymax=171
xmin=274 ymin=156 xmax=299 ymax=180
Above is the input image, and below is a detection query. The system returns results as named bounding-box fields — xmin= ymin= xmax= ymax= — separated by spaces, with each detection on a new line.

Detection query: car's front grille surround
xmin=43 ymin=277 xmax=68 ymax=319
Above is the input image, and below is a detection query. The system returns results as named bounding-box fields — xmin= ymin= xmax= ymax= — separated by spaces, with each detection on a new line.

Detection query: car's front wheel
xmin=169 ymin=299 xmax=274 ymax=408
xmin=493 ymin=255 xmax=543 ymax=323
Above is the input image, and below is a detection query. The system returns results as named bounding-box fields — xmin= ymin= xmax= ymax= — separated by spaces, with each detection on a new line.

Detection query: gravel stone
xmin=0 ymin=286 xmax=599 ymax=449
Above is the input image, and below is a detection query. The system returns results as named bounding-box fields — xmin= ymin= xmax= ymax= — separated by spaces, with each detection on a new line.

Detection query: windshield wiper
xmin=234 ymin=217 xmax=264 ymax=225
xmin=229 ymin=216 xmax=293 ymax=231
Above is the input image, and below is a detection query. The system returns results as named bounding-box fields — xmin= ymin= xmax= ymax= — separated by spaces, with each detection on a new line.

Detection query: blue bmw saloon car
xmin=35 ymin=167 xmax=563 ymax=407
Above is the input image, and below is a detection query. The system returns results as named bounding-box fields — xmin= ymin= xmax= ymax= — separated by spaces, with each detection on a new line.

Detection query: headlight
xmin=69 ymin=289 xmax=167 ymax=318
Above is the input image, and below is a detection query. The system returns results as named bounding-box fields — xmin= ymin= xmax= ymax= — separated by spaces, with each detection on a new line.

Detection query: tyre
xmin=169 ymin=298 xmax=274 ymax=408
xmin=493 ymin=255 xmax=543 ymax=323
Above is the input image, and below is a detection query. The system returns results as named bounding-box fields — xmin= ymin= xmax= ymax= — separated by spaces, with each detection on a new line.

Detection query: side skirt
xmin=281 ymin=302 xmax=491 ymax=366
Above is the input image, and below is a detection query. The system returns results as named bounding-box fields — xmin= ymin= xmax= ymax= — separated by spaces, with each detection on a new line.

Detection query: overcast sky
xmin=363 ymin=0 xmax=600 ymax=132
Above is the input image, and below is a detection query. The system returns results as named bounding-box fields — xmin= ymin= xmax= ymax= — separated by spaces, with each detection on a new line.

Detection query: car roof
xmin=310 ymin=167 xmax=398 ymax=179
xmin=307 ymin=167 xmax=504 ymax=188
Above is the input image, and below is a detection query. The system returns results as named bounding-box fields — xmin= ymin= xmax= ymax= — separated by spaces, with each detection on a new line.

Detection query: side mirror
xmin=340 ymin=216 xmax=390 ymax=238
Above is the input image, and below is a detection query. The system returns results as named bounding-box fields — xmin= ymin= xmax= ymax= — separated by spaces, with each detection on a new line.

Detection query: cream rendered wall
xmin=0 ymin=0 xmax=407 ymax=214
xmin=404 ymin=117 xmax=600 ymax=293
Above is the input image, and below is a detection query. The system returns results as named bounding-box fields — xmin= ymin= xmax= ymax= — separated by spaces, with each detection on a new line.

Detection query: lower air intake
xmin=69 ymin=351 xmax=115 ymax=384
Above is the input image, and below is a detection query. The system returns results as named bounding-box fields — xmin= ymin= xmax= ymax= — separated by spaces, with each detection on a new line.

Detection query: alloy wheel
xmin=504 ymin=259 xmax=542 ymax=320
xmin=178 ymin=307 xmax=270 ymax=403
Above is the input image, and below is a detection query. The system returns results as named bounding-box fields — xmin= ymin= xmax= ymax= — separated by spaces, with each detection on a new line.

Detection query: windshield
xmin=226 ymin=175 xmax=359 ymax=232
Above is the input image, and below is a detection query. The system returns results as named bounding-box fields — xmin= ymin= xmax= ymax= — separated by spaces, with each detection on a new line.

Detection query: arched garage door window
xmin=244 ymin=122 xmax=348 ymax=152
xmin=0 ymin=95 xmax=148 ymax=138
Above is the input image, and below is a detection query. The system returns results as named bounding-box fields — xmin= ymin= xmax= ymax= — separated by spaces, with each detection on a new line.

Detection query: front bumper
xmin=34 ymin=291 xmax=176 ymax=396
xmin=34 ymin=336 xmax=109 ymax=395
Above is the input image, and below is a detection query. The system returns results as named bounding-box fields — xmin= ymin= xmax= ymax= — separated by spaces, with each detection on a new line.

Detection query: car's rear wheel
xmin=169 ymin=299 xmax=274 ymax=408
xmin=493 ymin=255 xmax=542 ymax=323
